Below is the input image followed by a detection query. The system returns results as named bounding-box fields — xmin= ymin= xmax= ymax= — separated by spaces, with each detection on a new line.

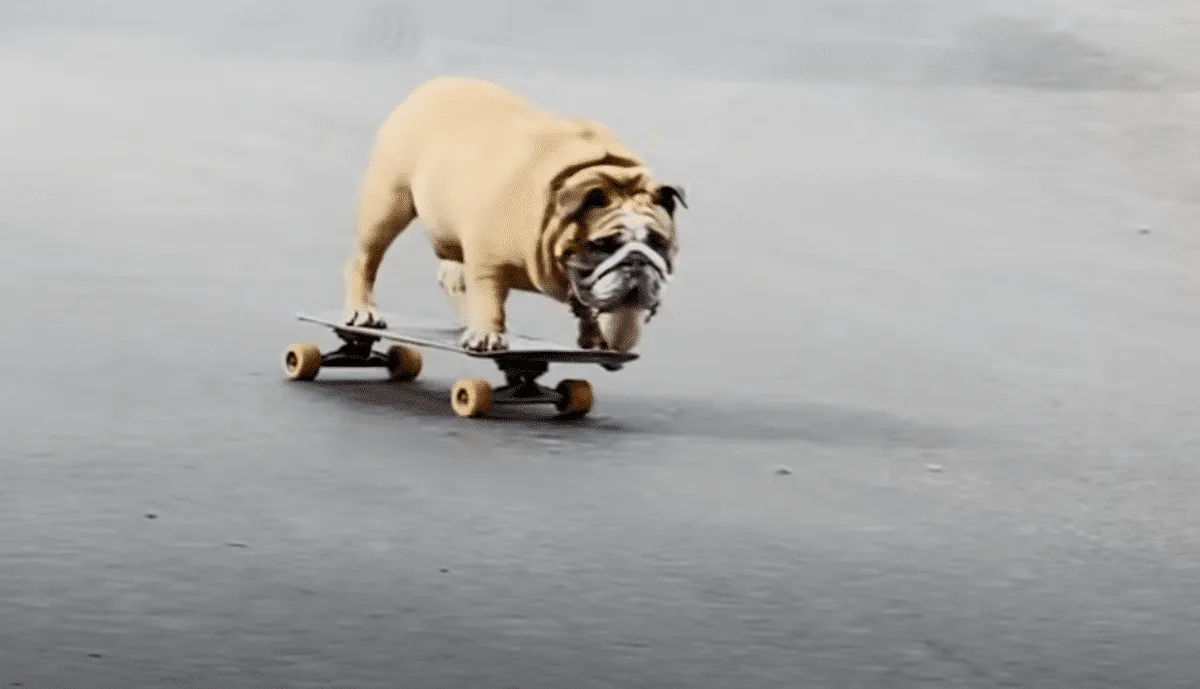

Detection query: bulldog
xmin=341 ymin=76 xmax=686 ymax=353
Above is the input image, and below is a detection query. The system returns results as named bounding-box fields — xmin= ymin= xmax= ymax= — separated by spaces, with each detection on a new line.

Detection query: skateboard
xmin=281 ymin=311 xmax=639 ymax=419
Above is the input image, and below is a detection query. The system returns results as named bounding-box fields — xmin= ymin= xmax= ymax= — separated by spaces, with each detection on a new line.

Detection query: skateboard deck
xmin=284 ymin=311 xmax=636 ymax=419
xmin=294 ymin=311 xmax=639 ymax=366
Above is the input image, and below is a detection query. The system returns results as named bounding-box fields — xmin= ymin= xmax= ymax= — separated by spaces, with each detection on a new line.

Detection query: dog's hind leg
xmin=436 ymin=259 xmax=469 ymax=326
xmin=342 ymin=174 xmax=416 ymax=329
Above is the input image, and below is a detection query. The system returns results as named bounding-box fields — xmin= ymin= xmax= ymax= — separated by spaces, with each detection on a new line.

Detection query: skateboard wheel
xmin=283 ymin=343 xmax=322 ymax=381
xmin=555 ymin=379 xmax=594 ymax=417
xmin=450 ymin=378 xmax=494 ymax=418
xmin=385 ymin=344 xmax=423 ymax=382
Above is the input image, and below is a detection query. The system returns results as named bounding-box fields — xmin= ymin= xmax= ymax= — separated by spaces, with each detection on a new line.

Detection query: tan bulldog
xmin=341 ymin=76 xmax=686 ymax=353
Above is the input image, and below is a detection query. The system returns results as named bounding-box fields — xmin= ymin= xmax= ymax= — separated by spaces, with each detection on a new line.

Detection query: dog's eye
xmin=587 ymin=236 xmax=622 ymax=254
xmin=645 ymin=231 xmax=670 ymax=251
xmin=581 ymin=188 xmax=609 ymax=211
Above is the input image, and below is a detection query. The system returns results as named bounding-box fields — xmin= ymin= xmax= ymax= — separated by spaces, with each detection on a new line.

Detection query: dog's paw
xmin=460 ymin=328 xmax=509 ymax=352
xmin=576 ymin=319 xmax=609 ymax=350
xmin=578 ymin=333 xmax=610 ymax=350
xmin=576 ymin=328 xmax=604 ymax=350
xmin=345 ymin=307 xmax=387 ymax=329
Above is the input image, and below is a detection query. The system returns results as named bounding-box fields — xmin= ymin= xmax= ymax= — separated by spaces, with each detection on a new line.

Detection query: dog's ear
xmin=653 ymin=184 xmax=687 ymax=217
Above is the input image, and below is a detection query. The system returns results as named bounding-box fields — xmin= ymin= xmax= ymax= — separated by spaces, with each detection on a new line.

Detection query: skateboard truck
xmin=315 ymin=327 xmax=390 ymax=369
xmin=445 ymin=356 xmax=592 ymax=419
xmin=493 ymin=359 xmax=561 ymax=406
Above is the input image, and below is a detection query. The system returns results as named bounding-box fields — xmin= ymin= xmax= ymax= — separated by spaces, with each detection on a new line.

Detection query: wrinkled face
xmin=557 ymin=175 xmax=686 ymax=314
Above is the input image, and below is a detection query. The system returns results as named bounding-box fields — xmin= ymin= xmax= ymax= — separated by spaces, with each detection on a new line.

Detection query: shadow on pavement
xmin=291 ymin=377 xmax=974 ymax=450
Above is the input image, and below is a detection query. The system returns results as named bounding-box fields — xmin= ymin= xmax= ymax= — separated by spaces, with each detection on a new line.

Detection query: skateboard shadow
xmin=292 ymin=377 xmax=974 ymax=450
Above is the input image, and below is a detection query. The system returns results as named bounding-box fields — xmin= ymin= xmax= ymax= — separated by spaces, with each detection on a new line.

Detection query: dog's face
xmin=553 ymin=168 xmax=686 ymax=315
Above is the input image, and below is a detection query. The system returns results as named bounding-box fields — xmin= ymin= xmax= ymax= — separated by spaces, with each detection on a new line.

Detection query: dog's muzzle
xmin=567 ymin=239 xmax=671 ymax=313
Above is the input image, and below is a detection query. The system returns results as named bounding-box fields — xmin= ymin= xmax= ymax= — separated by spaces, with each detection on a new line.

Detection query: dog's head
xmin=551 ymin=165 xmax=686 ymax=317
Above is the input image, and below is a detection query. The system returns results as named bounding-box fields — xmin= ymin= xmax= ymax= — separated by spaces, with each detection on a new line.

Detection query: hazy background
xmin=3 ymin=2 xmax=1200 ymax=687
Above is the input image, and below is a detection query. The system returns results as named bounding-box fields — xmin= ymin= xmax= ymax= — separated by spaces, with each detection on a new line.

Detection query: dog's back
xmin=372 ymin=76 xmax=641 ymax=244
xmin=374 ymin=76 xmax=548 ymax=180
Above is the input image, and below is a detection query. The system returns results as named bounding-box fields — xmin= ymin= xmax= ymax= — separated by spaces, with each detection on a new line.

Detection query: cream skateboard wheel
xmin=451 ymin=378 xmax=494 ymax=418
xmin=283 ymin=343 xmax=322 ymax=381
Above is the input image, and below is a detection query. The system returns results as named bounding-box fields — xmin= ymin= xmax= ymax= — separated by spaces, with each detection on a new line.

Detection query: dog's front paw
xmin=577 ymin=328 xmax=605 ymax=350
xmin=579 ymin=333 xmax=610 ymax=350
xmin=460 ymin=328 xmax=509 ymax=352
xmin=345 ymin=306 xmax=387 ymax=329
xmin=576 ymin=318 xmax=609 ymax=350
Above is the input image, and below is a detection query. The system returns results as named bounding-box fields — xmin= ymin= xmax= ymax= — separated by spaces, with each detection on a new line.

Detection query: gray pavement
xmin=3 ymin=2 xmax=1200 ymax=687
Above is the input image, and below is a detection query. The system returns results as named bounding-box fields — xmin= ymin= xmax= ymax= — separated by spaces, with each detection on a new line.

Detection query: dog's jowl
xmin=341 ymin=76 xmax=686 ymax=352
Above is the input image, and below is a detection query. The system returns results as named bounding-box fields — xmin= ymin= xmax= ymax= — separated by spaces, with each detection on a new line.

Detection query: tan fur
xmin=597 ymin=308 xmax=644 ymax=352
xmin=342 ymin=75 xmax=682 ymax=352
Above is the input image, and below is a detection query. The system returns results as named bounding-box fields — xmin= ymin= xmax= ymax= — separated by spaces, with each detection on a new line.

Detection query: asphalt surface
xmin=3 ymin=2 xmax=1200 ymax=687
